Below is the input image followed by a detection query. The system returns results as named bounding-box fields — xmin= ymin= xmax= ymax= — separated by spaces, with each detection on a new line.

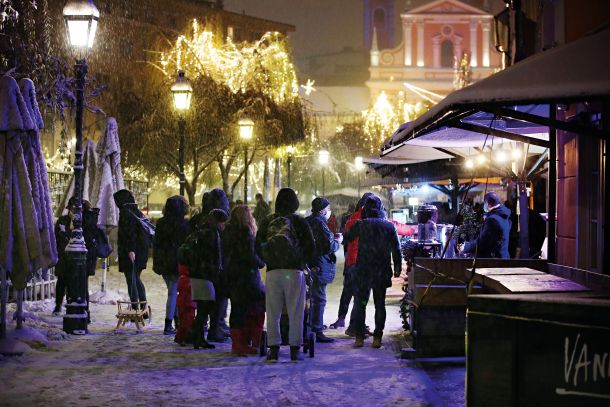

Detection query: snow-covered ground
xmin=0 ymin=258 xmax=464 ymax=407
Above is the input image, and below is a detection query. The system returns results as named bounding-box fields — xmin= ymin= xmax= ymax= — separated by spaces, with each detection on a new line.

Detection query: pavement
xmin=0 ymin=257 xmax=465 ymax=407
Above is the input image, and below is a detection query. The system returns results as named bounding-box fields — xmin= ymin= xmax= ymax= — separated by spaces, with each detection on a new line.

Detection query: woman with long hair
xmin=224 ymin=205 xmax=266 ymax=355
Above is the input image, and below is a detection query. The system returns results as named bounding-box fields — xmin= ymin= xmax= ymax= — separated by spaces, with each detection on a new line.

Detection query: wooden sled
xmin=114 ymin=301 xmax=152 ymax=334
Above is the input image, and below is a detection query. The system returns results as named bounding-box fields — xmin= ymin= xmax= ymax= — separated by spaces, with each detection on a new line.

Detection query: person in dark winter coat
xmin=113 ymin=189 xmax=149 ymax=310
xmin=82 ymin=202 xmax=102 ymax=322
xmin=153 ymin=195 xmax=191 ymax=335
xmin=256 ymin=188 xmax=316 ymax=361
xmin=462 ymin=192 xmax=512 ymax=258
xmin=306 ymin=197 xmax=342 ymax=343
xmin=193 ymin=188 xmax=231 ymax=342
xmin=53 ymin=198 xmax=97 ymax=317
xmin=180 ymin=208 xmax=228 ymax=350
xmin=329 ymin=192 xmax=373 ymax=333
xmin=253 ymin=193 xmax=271 ymax=225
xmin=344 ymin=195 xmax=402 ymax=349
xmin=224 ymin=205 xmax=266 ymax=355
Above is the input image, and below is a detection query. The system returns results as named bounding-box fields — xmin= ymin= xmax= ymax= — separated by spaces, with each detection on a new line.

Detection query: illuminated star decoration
xmin=301 ymin=79 xmax=317 ymax=96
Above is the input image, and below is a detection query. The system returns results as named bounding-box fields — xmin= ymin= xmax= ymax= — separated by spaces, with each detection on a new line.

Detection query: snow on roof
xmin=383 ymin=24 xmax=610 ymax=154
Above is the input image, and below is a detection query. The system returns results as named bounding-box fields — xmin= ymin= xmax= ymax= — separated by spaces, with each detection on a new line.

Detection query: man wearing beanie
xmin=257 ymin=188 xmax=315 ymax=361
xmin=306 ymin=197 xmax=342 ymax=343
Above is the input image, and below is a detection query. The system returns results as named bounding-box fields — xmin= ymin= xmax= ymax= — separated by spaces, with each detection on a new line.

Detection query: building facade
xmin=366 ymin=0 xmax=503 ymax=102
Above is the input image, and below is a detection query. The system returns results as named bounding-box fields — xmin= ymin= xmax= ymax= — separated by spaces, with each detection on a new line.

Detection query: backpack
xmin=263 ymin=215 xmax=302 ymax=268
xmin=93 ymin=226 xmax=113 ymax=258
xmin=132 ymin=212 xmax=156 ymax=248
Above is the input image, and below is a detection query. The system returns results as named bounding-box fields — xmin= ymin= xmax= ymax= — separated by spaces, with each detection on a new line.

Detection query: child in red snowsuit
xmin=175 ymin=264 xmax=196 ymax=345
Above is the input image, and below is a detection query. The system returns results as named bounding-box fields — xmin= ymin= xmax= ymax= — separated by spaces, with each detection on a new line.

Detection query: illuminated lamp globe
xmin=495 ymin=150 xmax=507 ymax=163
xmin=355 ymin=156 xmax=364 ymax=171
xmin=477 ymin=154 xmax=487 ymax=165
xmin=238 ymin=117 xmax=255 ymax=140
xmin=171 ymin=70 xmax=193 ymax=111
xmin=63 ymin=0 xmax=99 ymax=50
xmin=465 ymin=158 xmax=474 ymax=169
xmin=318 ymin=149 xmax=330 ymax=166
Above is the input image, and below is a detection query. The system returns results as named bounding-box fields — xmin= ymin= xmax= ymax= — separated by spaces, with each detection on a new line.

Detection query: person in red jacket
xmin=175 ymin=264 xmax=196 ymax=346
xmin=329 ymin=192 xmax=414 ymax=335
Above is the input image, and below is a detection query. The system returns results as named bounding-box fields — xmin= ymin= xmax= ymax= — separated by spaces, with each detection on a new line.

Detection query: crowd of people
xmin=54 ymin=186 xmax=408 ymax=362
xmin=53 ymin=186 xmax=524 ymax=361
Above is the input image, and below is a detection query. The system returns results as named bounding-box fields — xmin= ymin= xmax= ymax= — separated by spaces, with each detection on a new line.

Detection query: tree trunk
xmin=273 ymin=157 xmax=281 ymax=198
xmin=263 ymin=155 xmax=270 ymax=202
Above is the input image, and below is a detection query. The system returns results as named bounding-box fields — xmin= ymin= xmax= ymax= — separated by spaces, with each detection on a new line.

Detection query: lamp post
xmin=286 ymin=145 xmax=295 ymax=188
xmin=318 ymin=149 xmax=329 ymax=196
xmin=239 ymin=117 xmax=254 ymax=204
xmin=171 ymin=70 xmax=193 ymax=197
xmin=62 ymin=0 xmax=99 ymax=335
xmin=355 ymin=156 xmax=364 ymax=196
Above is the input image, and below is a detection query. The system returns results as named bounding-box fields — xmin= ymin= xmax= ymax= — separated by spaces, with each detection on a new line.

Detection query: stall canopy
xmin=382 ymin=23 xmax=610 ymax=158
xmin=380 ymin=23 xmax=610 ymax=263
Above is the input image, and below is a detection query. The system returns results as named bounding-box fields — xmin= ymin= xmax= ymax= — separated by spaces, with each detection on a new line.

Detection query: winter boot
xmin=315 ymin=331 xmax=335 ymax=343
xmin=266 ymin=345 xmax=279 ymax=362
xmin=372 ymin=335 xmax=382 ymax=349
xmin=230 ymin=329 xmax=251 ymax=356
xmin=208 ymin=325 xmax=228 ymax=343
xmin=164 ymin=319 xmax=176 ymax=335
xmin=244 ymin=319 xmax=260 ymax=355
xmin=194 ymin=319 xmax=215 ymax=350
xmin=329 ymin=318 xmax=345 ymax=329
xmin=354 ymin=336 xmax=365 ymax=348
xmin=290 ymin=346 xmax=304 ymax=361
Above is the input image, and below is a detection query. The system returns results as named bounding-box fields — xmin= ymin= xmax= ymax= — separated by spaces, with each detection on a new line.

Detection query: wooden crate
xmin=406 ymin=258 xmax=548 ymax=357
xmin=467 ymin=293 xmax=610 ymax=407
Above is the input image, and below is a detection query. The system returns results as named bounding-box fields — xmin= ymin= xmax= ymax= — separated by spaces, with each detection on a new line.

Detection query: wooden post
xmin=548 ymin=103 xmax=557 ymax=263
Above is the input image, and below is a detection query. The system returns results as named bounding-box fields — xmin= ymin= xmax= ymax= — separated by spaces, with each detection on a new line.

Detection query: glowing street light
xmin=239 ymin=117 xmax=254 ymax=203
xmin=62 ymin=0 xmax=100 ymax=335
xmin=171 ymin=70 xmax=193 ymax=197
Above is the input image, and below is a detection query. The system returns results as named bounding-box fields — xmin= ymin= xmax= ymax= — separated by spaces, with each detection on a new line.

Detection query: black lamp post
xmin=318 ymin=149 xmax=329 ymax=196
xmin=286 ymin=145 xmax=295 ymax=188
xmin=239 ymin=117 xmax=254 ymax=204
xmin=171 ymin=70 xmax=193 ymax=197
xmin=62 ymin=0 xmax=99 ymax=335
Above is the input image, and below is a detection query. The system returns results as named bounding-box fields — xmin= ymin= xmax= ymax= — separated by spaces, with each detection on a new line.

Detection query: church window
xmin=441 ymin=39 xmax=454 ymax=67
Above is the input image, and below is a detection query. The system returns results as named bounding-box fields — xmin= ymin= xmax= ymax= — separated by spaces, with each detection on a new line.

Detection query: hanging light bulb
xmin=495 ymin=150 xmax=507 ymax=163
xmin=477 ymin=154 xmax=487 ymax=164
xmin=511 ymin=148 xmax=522 ymax=160
xmin=465 ymin=159 xmax=474 ymax=169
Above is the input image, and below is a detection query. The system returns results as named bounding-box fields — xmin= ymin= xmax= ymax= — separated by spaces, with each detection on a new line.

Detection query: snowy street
xmin=0 ymin=259 xmax=464 ymax=407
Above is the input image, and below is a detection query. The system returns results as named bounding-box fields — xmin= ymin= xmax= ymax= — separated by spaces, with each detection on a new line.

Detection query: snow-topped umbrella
xmin=91 ymin=117 xmax=123 ymax=228
xmin=90 ymin=117 xmax=124 ymax=300
xmin=56 ymin=139 xmax=98 ymax=217
xmin=19 ymin=78 xmax=58 ymax=270
xmin=0 ymin=75 xmax=42 ymax=289
xmin=1 ymin=75 xmax=45 ymax=346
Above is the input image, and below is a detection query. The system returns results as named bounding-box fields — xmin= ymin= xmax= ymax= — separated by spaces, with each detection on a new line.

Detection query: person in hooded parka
xmin=344 ymin=195 xmax=402 ymax=349
xmin=153 ymin=195 xmax=191 ymax=335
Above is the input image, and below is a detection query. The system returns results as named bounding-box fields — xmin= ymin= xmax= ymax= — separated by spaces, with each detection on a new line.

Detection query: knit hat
xmin=311 ymin=197 xmax=330 ymax=214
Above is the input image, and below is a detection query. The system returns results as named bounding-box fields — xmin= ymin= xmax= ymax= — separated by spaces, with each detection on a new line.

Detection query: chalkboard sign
xmin=467 ymin=294 xmax=610 ymax=406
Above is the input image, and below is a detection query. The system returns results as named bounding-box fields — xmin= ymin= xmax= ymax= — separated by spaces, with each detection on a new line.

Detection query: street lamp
xmin=355 ymin=156 xmax=364 ymax=196
xmin=62 ymin=0 xmax=99 ymax=335
xmin=171 ymin=70 xmax=193 ymax=197
xmin=318 ymin=149 xmax=329 ymax=195
xmin=286 ymin=145 xmax=295 ymax=188
xmin=239 ymin=117 xmax=254 ymax=204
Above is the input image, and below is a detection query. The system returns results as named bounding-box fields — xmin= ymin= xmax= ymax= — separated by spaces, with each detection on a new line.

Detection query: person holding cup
xmin=306 ymin=197 xmax=342 ymax=343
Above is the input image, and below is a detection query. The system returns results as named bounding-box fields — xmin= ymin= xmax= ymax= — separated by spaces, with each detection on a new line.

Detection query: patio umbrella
xmin=19 ymin=78 xmax=58 ymax=270
xmin=91 ymin=117 xmax=124 ymax=228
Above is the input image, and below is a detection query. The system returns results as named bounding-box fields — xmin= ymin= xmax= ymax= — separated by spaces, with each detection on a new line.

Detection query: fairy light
xmin=157 ymin=20 xmax=299 ymax=105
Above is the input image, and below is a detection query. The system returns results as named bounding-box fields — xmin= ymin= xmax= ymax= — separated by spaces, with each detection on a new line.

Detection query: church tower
xmin=364 ymin=0 xmax=398 ymax=50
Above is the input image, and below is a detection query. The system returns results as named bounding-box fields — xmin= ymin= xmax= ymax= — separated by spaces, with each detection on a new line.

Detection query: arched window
xmin=441 ymin=39 xmax=454 ymax=67
xmin=374 ymin=8 xmax=385 ymax=30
